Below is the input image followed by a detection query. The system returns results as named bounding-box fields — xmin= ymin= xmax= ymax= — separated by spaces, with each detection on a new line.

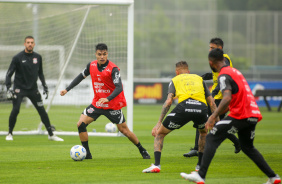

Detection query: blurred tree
xmin=218 ymin=0 xmax=282 ymax=11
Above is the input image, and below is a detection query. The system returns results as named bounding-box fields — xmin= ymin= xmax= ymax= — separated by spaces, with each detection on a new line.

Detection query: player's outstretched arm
xmin=60 ymin=73 xmax=86 ymax=96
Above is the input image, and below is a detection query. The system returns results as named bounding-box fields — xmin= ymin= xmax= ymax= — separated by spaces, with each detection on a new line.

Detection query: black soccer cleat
xmin=234 ymin=144 xmax=241 ymax=154
xmin=183 ymin=148 xmax=198 ymax=157
xmin=140 ymin=150 xmax=151 ymax=159
xmin=85 ymin=153 xmax=92 ymax=159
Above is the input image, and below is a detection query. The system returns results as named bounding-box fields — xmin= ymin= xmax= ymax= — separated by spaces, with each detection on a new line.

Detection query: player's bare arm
xmin=206 ymin=96 xmax=217 ymax=114
xmin=152 ymin=93 xmax=174 ymax=137
xmin=205 ymin=90 xmax=232 ymax=131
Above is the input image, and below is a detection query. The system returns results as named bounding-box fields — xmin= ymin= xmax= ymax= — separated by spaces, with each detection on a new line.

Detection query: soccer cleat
xmin=5 ymin=133 xmax=13 ymax=141
xmin=180 ymin=171 xmax=205 ymax=184
xmin=85 ymin=153 xmax=92 ymax=159
xmin=195 ymin=165 xmax=200 ymax=172
xmin=48 ymin=135 xmax=64 ymax=141
xmin=142 ymin=164 xmax=161 ymax=173
xmin=183 ymin=148 xmax=198 ymax=157
xmin=234 ymin=143 xmax=241 ymax=154
xmin=264 ymin=175 xmax=281 ymax=184
xmin=140 ymin=150 xmax=151 ymax=159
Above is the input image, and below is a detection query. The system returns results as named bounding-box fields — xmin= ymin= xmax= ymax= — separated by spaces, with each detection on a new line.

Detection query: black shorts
xmin=209 ymin=116 xmax=258 ymax=147
xmin=13 ymin=88 xmax=44 ymax=109
xmin=82 ymin=104 xmax=126 ymax=124
xmin=162 ymin=98 xmax=208 ymax=130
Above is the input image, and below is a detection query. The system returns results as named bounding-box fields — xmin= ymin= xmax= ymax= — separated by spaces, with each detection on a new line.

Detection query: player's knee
xmin=118 ymin=126 xmax=130 ymax=136
xmin=78 ymin=122 xmax=87 ymax=133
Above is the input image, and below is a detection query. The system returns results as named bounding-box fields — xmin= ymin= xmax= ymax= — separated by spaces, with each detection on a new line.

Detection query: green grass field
xmin=0 ymin=104 xmax=281 ymax=184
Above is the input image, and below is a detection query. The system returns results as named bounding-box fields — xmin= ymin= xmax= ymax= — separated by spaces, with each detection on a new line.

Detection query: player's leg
xmin=197 ymin=117 xmax=231 ymax=180
xmin=183 ymin=101 xmax=210 ymax=158
xmin=196 ymin=128 xmax=207 ymax=171
xmin=143 ymin=104 xmax=185 ymax=173
xmin=116 ymin=121 xmax=150 ymax=159
xmin=226 ymin=132 xmax=241 ymax=153
xmin=6 ymin=91 xmax=24 ymax=140
xmin=183 ymin=128 xmax=199 ymax=157
xmin=104 ymin=109 xmax=150 ymax=159
xmin=142 ymin=124 xmax=171 ymax=173
xmin=191 ymin=106 xmax=208 ymax=171
xmin=77 ymin=113 xmax=94 ymax=159
xmin=28 ymin=90 xmax=63 ymax=141
xmin=238 ymin=119 xmax=279 ymax=180
xmin=216 ymin=99 xmax=241 ymax=153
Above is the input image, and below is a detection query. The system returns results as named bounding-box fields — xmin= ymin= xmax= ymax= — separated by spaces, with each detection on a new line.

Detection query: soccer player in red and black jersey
xmin=60 ymin=43 xmax=150 ymax=159
xmin=181 ymin=49 xmax=281 ymax=184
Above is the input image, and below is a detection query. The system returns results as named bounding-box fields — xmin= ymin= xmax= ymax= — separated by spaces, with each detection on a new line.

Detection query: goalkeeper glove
xmin=6 ymin=88 xmax=16 ymax=100
xmin=43 ymin=85 xmax=49 ymax=100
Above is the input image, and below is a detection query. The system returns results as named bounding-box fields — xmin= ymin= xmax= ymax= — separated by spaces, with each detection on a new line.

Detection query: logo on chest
xmin=33 ymin=58 xmax=38 ymax=64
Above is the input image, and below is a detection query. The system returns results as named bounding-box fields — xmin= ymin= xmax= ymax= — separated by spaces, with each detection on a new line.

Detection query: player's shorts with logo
xmin=162 ymin=98 xmax=208 ymax=130
xmin=209 ymin=116 xmax=258 ymax=145
xmin=12 ymin=88 xmax=44 ymax=110
xmin=82 ymin=104 xmax=126 ymax=124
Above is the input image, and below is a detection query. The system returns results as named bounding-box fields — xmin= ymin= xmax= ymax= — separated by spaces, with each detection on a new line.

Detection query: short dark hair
xmin=210 ymin=37 xmax=224 ymax=48
xmin=208 ymin=48 xmax=224 ymax=63
xmin=175 ymin=61 xmax=189 ymax=69
xmin=95 ymin=43 xmax=108 ymax=51
xmin=25 ymin=36 xmax=34 ymax=42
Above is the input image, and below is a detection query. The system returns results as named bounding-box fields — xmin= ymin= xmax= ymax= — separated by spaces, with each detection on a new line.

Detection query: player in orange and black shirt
xmin=60 ymin=43 xmax=150 ymax=160
xmin=184 ymin=38 xmax=240 ymax=158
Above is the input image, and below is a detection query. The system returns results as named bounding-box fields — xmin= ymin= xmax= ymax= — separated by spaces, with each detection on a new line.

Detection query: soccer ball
xmin=70 ymin=145 xmax=87 ymax=161
xmin=105 ymin=122 xmax=117 ymax=133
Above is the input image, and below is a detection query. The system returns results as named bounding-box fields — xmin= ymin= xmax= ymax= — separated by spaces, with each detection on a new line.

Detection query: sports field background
xmin=0 ymin=104 xmax=281 ymax=184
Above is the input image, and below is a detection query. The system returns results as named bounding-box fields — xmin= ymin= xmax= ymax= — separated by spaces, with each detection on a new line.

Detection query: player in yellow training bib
xmin=142 ymin=61 xmax=218 ymax=173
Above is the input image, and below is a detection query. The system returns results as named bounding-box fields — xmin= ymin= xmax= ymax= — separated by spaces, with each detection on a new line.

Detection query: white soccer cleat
xmin=180 ymin=171 xmax=205 ymax=184
xmin=264 ymin=175 xmax=281 ymax=184
xmin=5 ymin=133 xmax=13 ymax=141
xmin=142 ymin=164 xmax=161 ymax=173
xmin=48 ymin=135 xmax=64 ymax=141
xmin=195 ymin=165 xmax=200 ymax=172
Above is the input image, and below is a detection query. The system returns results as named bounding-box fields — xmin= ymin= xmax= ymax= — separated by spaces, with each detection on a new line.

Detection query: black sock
xmin=46 ymin=126 xmax=54 ymax=136
xmin=154 ymin=151 xmax=161 ymax=166
xmin=82 ymin=141 xmax=91 ymax=155
xmin=135 ymin=142 xmax=146 ymax=152
xmin=197 ymin=152 xmax=203 ymax=165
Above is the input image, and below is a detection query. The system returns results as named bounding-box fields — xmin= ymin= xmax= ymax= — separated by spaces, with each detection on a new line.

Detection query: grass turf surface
xmin=0 ymin=104 xmax=281 ymax=183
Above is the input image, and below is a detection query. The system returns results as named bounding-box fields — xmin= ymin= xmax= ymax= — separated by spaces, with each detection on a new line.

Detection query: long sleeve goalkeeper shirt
xmin=5 ymin=50 xmax=47 ymax=90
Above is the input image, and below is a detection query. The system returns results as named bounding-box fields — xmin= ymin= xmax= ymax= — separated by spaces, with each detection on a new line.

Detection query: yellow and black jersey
xmin=168 ymin=74 xmax=210 ymax=105
xmin=211 ymin=53 xmax=233 ymax=99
